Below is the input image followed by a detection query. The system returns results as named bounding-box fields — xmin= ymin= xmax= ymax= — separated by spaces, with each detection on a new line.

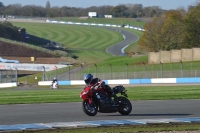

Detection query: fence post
xmin=134 ymin=65 xmax=136 ymax=79
xmin=180 ymin=60 xmax=183 ymax=77
xmin=55 ymin=66 xmax=58 ymax=79
xmin=15 ymin=68 xmax=18 ymax=85
xmin=109 ymin=64 xmax=112 ymax=79
xmin=80 ymin=64 xmax=83 ymax=80
xmin=160 ymin=62 xmax=163 ymax=78
xmin=5 ymin=69 xmax=7 ymax=83
xmin=42 ymin=66 xmax=46 ymax=81
xmin=67 ymin=65 xmax=70 ymax=80
xmin=126 ymin=63 xmax=128 ymax=79
xmin=10 ymin=68 xmax=13 ymax=82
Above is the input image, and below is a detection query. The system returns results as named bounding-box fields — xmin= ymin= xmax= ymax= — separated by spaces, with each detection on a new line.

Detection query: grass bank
xmin=11 ymin=22 xmax=124 ymax=64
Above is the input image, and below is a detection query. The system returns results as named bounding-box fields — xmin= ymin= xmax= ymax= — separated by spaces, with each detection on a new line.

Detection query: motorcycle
xmin=50 ymin=81 xmax=59 ymax=89
xmin=80 ymin=82 xmax=132 ymax=116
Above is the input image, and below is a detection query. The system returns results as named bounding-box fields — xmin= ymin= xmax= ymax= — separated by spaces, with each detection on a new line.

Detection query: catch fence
xmin=48 ymin=61 xmax=200 ymax=81
xmin=0 ymin=69 xmax=18 ymax=83
xmin=1 ymin=61 xmax=200 ymax=84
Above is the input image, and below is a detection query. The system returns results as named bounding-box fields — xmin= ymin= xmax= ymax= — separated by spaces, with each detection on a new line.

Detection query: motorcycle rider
xmin=51 ymin=77 xmax=58 ymax=89
xmin=84 ymin=74 xmax=113 ymax=97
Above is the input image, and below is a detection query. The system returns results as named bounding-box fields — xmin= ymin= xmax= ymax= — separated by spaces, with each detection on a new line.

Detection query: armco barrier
xmin=0 ymin=82 xmax=17 ymax=88
xmin=46 ymin=20 xmax=121 ymax=28
xmin=45 ymin=20 xmax=145 ymax=31
xmin=38 ymin=77 xmax=200 ymax=86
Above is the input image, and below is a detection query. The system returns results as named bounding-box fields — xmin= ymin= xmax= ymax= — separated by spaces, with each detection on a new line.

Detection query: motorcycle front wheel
xmin=117 ymin=97 xmax=132 ymax=115
xmin=82 ymin=100 xmax=98 ymax=116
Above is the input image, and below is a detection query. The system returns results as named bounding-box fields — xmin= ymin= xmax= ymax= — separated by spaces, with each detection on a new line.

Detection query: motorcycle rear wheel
xmin=117 ymin=97 xmax=132 ymax=115
xmin=82 ymin=100 xmax=98 ymax=116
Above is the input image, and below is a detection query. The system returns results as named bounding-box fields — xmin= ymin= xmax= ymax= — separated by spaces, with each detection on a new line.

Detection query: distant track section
xmin=106 ymin=29 xmax=139 ymax=56
xmin=45 ymin=20 xmax=142 ymax=56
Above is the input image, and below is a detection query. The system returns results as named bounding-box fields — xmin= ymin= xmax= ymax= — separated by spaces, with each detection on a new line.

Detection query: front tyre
xmin=82 ymin=100 xmax=98 ymax=116
xmin=117 ymin=97 xmax=132 ymax=115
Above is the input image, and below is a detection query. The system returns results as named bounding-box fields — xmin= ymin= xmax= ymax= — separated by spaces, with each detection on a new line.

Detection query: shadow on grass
xmin=26 ymin=34 xmax=64 ymax=50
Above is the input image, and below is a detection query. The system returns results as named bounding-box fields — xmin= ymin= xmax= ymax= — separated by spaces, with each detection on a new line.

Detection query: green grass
xmin=127 ymin=85 xmax=200 ymax=100
xmin=0 ymin=85 xmax=200 ymax=105
xmin=12 ymin=22 xmax=125 ymax=64
xmin=12 ymin=23 xmax=123 ymax=50
xmin=11 ymin=20 xmax=147 ymax=66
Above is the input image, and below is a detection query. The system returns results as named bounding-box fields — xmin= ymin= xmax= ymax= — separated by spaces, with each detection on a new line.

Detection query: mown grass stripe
xmin=11 ymin=22 xmax=136 ymax=64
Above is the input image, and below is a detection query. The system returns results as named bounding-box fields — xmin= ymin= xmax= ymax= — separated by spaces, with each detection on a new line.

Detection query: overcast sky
xmin=1 ymin=0 xmax=198 ymax=10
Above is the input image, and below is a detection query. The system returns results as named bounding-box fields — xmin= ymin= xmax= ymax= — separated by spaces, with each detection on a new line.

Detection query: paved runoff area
xmin=0 ymin=117 xmax=200 ymax=132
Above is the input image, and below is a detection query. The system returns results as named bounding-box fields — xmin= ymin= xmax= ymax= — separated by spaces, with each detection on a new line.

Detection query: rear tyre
xmin=117 ymin=97 xmax=132 ymax=115
xmin=82 ymin=100 xmax=98 ymax=116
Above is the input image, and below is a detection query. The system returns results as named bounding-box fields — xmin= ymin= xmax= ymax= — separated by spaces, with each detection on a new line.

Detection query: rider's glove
xmin=90 ymin=86 xmax=94 ymax=90
xmin=94 ymin=86 xmax=99 ymax=90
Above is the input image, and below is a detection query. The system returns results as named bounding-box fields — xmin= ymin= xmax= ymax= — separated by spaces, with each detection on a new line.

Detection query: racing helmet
xmin=84 ymin=74 xmax=93 ymax=84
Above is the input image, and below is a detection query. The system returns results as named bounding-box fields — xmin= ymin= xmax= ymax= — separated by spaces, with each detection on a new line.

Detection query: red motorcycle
xmin=80 ymin=82 xmax=132 ymax=116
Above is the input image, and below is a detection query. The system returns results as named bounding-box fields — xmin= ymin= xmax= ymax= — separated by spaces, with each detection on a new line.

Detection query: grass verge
xmin=0 ymin=85 xmax=200 ymax=105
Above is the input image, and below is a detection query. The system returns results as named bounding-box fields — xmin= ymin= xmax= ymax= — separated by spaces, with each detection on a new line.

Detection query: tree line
xmin=0 ymin=1 xmax=187 ymax=18
xmin=138 ymin=2 xmax=200 ymax=52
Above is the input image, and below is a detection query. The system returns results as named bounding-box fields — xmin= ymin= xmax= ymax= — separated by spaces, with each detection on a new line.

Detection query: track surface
xmin=0 ymin=99 xmax=199 ymax=125
xmin=106 ymin=29 xmax=139 ymax=56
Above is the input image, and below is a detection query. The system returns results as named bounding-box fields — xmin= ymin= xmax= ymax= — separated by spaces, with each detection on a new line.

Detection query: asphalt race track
xmin=106 ymin=29 xmax=139 ymax=56
xmin=0 ymin=99 xmax=200 ymax=125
